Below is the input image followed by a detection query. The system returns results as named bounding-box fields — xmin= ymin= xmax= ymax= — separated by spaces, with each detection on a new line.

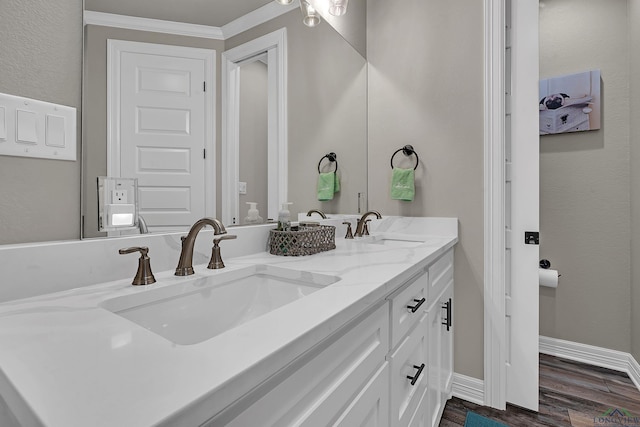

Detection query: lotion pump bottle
xmin=277 ymin=202 xmax=293 ymax=231
xmin=245 ymin=202 xmax=263 ymax=224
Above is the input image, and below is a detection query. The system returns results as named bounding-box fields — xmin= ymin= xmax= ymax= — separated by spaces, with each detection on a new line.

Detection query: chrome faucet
xmin=175 ymin=218 xmax=227 ymax=276
xmin=354 ymin=211 xmax=381 ymax=237
xmin=306 ymin=209 xmax=327 ymax=219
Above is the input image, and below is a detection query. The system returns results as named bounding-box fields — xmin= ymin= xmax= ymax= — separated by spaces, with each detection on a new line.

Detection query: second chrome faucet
xmin=175 ymin=218 xmax=232 ymax=276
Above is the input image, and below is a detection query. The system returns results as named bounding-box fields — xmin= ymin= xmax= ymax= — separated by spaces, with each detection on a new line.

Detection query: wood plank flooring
xmin=440 ymin=354 xmax=640 ymax=426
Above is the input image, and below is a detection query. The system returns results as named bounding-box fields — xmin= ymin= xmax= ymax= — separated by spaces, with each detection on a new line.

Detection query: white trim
xmin=483 ymin=0 xmax=507 ymax=410
xmin=84 ymin=11 xmax=224 ymax=40
xmin=452 ymin=373 xmax=485 ymax=406
xmin=222 ymin=2 xmax=299 ymax=39
xmin=539 ymin=336 xmax=640 ymax=391
xmin=84 ymin=3 xmax=298 ymax=41
xmin=107 ymin=39 xmax=217 ymax=219
xmin=221 ymin=28 xmax=288 ymax=225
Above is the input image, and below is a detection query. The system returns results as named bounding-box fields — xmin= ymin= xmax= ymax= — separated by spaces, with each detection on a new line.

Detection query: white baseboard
xmin=452 ymin=373 xmax=485 ymax=405
xmin=451 ymin=337 xmax=640 ymax=408
xmin=539 ymin=335 xmax=640 ymax=392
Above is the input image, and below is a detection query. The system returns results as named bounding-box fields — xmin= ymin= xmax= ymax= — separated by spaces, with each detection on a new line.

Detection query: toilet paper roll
xmin=539 ymin=268 xmax=559 ymax=288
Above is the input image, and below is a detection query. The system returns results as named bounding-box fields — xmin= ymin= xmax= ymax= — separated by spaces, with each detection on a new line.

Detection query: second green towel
xmin=391 ymin=167 xmax=415 ymax=201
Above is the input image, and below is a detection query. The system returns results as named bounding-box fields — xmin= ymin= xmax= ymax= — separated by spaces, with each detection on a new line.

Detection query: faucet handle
xmin=363 ymin=219 xmax=372 ymax=236
xmin=343 ymin=222 xmax=354 ymax=239
xmin=209 ymin=235 xmax=237 ymax=269
xmin=118 ymin=246 xmax=156 ymax=286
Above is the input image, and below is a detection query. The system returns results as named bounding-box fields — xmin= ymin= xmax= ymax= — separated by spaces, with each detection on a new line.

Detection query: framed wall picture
xmin=539 ymin=70 xmax=601 ymax=135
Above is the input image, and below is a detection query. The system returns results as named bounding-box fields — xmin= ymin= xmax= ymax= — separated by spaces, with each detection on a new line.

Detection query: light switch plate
xmin=238 ymin=181 xmax=247 ymax=194
xmin=0 ymin=92 xmax=76 ymax=161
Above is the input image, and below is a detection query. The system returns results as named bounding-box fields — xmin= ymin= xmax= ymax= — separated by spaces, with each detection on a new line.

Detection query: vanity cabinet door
xmin=219 ymin=304 xmax=389 ymax=427
xmin=333 ymin=362 xmax=390 ymax=427
xmin=388 ymin=311 xmax=429 ymax=427
xmin=426 ymin=304 xmax=442 ymax=427
xmin=428 ymin=250 xmax=453 ymax=302
xmin=440 ymin=284 xmax=454 ymax=401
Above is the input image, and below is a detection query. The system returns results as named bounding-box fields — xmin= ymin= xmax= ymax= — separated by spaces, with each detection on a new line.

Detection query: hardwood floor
xmin=440 ymin=354 xmax=640 ymax=426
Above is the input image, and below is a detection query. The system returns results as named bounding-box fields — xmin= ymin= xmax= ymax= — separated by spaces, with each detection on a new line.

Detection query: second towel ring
xmin=390 ymin=145 xmax=419 ymax=170
xmin=318 ymin=152 xmax=338 ymax=174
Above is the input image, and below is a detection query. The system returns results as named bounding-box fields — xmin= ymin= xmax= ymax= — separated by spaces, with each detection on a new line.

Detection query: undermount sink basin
xmin=362 ymin=236 xmax=425 ymax=248
xmin=101 ymin=265 xmax=339 ymax=345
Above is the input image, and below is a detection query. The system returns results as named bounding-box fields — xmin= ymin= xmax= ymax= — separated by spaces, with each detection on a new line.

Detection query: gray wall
xmin=0 ymin=0 xmax=82 ymax=244
xmin=226 ymin=10 xmax=368 ymax=220
xmin=539 ymin=0 xmax=631 ymax=352
xmin=631 ymin=0 xmax=640 ymax=362
xmin=82 ymin=25 xmax=225 ymax=238
xmin=367 ymin=0 xmax=485 ymax=379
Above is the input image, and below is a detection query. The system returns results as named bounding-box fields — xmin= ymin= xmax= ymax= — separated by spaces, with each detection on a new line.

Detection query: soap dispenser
xmin=277 ymin=202 xmax=293 ymax=231
xmin=245 ymin=202 xmax=264 ymax=224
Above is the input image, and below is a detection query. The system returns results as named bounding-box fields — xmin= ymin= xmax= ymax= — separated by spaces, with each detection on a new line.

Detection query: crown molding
xmin=221 ymin=2 xmax=298 ymax=39
xmin=84 ymin=2 xmax=299 ymax=42
xmin=83 ymin=11 xmax=225 ymax=40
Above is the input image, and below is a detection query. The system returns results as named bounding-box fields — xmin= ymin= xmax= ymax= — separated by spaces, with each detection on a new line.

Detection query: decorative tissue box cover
xmin=269 ymin=225 xmax=336 ymax=256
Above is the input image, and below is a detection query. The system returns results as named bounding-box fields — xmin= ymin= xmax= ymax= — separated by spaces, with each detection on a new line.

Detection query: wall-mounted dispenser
xmin=97 ymin=177 xmax=139 ymax=232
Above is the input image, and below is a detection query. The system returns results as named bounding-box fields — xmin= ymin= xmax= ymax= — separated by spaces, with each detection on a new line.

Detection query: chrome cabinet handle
xmin=406 ymin=363 xmax=426 ymax=386
xmin=407 ymin=298 xmax=426 ymax=313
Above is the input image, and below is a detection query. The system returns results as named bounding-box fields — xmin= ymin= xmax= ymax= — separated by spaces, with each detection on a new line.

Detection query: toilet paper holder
xmin=539 ymin=259 xmax=561 ymax=277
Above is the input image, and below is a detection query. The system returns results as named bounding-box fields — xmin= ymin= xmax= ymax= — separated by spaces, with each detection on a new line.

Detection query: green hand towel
xmin=391 ymin=167 xmax=415 ymax=201
xmin=334 ymin=172 xmax=340 ymax=193
xmin=317 ymin=172 xmax=336 ymax=201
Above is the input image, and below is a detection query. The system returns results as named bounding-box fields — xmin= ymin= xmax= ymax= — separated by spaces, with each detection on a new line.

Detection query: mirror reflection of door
xmin=107 ymin=40 xmax=215 ymax=234
xmin=238 ymin=54 xmax=269 ymax=224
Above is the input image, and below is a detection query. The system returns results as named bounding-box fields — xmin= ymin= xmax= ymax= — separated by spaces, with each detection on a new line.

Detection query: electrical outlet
xmin=238 ymin=182 xmax=247 ymax=195
xmin=113 ymin=190 xmax=128 ymax=204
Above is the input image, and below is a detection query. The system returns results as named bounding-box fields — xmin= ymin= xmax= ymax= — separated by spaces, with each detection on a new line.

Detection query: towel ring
xmin=318 ymin=152 xmax=338 ymax=174
xmin=390 ymin=145 xmax=419 ymax=170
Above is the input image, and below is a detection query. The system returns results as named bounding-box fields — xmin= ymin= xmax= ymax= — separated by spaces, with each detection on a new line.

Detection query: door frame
xmin=483 ymin=0 xmax=540 ymax=410
xmin=106 ymin=39 xmax=217 ymax=219
xmin=483 ymin=0 xmax=508 ymax=410
xmin=221 ymin=28 xmax=288 ymax=225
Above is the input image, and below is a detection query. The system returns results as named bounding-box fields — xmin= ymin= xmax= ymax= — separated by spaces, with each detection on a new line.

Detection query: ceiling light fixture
xmin=328 ymin=0 xmax=348 ymax=16
xmin=300 ymin=1 xmax=321 ymax=27
xmin=274 ymin=0 xmax=294 ymax=5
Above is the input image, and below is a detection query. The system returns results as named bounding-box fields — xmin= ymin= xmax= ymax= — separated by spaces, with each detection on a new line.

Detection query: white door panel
xmin=506 ymin=0 xmax=539 ymax=411
xmin=108 ymin=40 xmax=215 ymax=232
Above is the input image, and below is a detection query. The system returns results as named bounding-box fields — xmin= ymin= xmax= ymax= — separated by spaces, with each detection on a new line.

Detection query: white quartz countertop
xmin=0 ymin=223 xmax=457 ymax=427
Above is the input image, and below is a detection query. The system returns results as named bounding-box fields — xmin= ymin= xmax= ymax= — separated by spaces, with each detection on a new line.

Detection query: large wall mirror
xmin=0 ymin=0 xmax=367 ymax=244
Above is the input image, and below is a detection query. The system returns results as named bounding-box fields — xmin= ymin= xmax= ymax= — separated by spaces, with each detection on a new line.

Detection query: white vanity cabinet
xmin=205 ymin=249 xmax=454 ymax=427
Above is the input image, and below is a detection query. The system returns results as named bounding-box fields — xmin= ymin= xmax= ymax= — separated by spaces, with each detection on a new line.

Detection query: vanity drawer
xmin=388 ymin=312 xmax=429 ymax=427
xmin=428 ymin=250 xmax=453 ymax=303
xmin=388 ymin=270 xmax=428 ymax=350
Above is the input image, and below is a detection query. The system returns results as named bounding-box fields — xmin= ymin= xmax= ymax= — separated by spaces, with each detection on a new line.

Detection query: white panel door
xmin=109 ymin=40 xmax=215 ymax=232
xmin=506 ymin=0 xmax=540 ymax=411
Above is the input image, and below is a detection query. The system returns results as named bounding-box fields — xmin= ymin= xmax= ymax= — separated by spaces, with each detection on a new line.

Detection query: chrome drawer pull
xmin=406 ymin=364 xmax=426 ymax=386
xmin=407 ymin=298 xmax=426 ymax=313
